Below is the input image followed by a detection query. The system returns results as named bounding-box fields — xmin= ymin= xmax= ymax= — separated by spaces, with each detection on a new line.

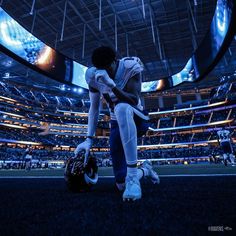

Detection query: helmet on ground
xmin=64 ymin=154 xmax=98 ymax=192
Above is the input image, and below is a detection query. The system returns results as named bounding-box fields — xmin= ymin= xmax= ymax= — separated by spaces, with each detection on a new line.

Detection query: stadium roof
xmin=0 ymin=0 xmax=236 ymax=91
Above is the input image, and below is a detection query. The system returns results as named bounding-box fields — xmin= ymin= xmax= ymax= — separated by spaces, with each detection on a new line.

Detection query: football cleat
xmin=142 ymin=160 xmax=160 ymax=184
xmin=123 ymin=175 xmax=142 ymax=201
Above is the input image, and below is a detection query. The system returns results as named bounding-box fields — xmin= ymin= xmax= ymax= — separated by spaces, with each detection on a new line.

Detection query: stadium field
xmin=0 ymin=164 xmax=236 ymax=235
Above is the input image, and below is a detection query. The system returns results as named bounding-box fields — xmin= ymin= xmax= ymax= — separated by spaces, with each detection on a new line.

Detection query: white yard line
xmin=1 ymin=173 xmax=236 ymax=179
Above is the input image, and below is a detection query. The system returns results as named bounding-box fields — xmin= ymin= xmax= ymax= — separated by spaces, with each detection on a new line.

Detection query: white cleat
xmin=123 ymin=175 xmax=142 ymax=201
xmin=142 ymin=160 xmax=160 ymax=184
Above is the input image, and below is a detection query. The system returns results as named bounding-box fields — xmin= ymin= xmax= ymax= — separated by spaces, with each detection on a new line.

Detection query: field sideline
xmin=0 ymin=164 xmax=236 ymax=177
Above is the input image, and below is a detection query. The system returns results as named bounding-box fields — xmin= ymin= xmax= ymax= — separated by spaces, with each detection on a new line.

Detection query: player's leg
xmin=229 ymin=153 xmax=235 ymax=166
xmin=110 ymin=119 xmax=159 ymax=193
xmin=134 ymin=112 xmax=160 ymax=184
xmin=110 ymin=120 xmax=127 ymax=191
xmin=115 ymin=103 xmax=160 ymax=200
xmin=114 ymin=103 xmax=160 ymax=199
xmin=223 ymin=153 xmax=228 ymax=166
xmin=114 ymin=103 xmax=141 ymax=200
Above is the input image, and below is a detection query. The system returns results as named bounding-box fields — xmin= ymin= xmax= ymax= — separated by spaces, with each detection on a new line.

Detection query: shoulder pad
xmin=122 ymin=57 xmax=143 ymax=69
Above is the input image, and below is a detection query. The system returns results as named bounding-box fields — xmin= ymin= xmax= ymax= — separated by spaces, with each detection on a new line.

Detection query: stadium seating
xmin=0 ymin=81 xmax=235 ymax=167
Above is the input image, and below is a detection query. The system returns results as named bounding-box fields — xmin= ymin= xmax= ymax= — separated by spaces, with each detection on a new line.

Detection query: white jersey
xmin=86 ymin=57 xmax=144 ymax=119
xmin=217 ymin=130 xmax=230 ymax=142
xmin=25 ymin=154 xmax=32 ymax=161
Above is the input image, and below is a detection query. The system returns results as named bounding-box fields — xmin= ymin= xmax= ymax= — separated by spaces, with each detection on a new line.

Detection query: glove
xmin=74 ymin=138 xmax=93 ymax=164
xmin=95 ymin=69 xmax=116 ymax=89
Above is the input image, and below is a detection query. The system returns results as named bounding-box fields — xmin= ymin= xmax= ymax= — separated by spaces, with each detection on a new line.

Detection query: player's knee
xmin=114 ymin=103 xmax=132 ymax=114
xmin=114 ymin=103 xmax=133 ymax=127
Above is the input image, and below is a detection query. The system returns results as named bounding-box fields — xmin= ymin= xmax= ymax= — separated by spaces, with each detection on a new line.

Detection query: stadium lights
xmin=0 ymin=123 xmax=27 ymax=129
xmin=0 ymin=96 xmax=17 ymax=102
xmin=4 ymin=72 xmax=9 ymax=78
xmin=60 ymin=85 xmax=66 ymax=91
xmin=149 ymin=100 xmax=227 ymax=116
xmin=56 ymin=109 xmax=105 ymax=118
xmin=14 ymin=140 xmax=41 ymax=145
xmin=37 ymin=46 xmax=52 ymax=65
xmin=78 ymin=88 xmax=83 ymax=93
xmin=137 ymin=139 xmax=219 ymax=150
xmin=0 ymin=139 xmax=41 ymax=145
xmin=148 ymin=119 xmax=233 ymax=132
xmin=0 ymin=111 xmax=24 ymax=118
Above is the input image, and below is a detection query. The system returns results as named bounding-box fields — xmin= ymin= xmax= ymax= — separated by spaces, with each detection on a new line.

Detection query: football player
xmin=23 ymin=147 xmax=33 ymax=171
xmin=75 ymin=46 xmax=160 ymax=201
xmin=217 ymin=128 xmax=235 ymax=166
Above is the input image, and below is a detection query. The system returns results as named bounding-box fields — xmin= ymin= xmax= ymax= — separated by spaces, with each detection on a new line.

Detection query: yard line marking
xmin=159 ymin=174 xmax=236 ymax=177
xmin=0 ymin=176 xmax=64 ymax=179
xmin=0 ymin=173 xmax=236 ymax=179
xmin=100 ymin=174 xmax=236 ymax=178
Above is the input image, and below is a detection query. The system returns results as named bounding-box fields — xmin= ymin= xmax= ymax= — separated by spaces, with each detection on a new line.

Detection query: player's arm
xmin=84 ymin=67 xmax=101 ymax=137
xmin=87 ymin=88 xmax=100 ymax=137
xmin=74 ymin=65 xmax=101 ymax=157
xmin=111 ymin=73 xmax=141 ymax=106
xmin=95 ymin=69 xmax=141 ymax=106
xmin=74 ymin=89 xmax=100 ymax=158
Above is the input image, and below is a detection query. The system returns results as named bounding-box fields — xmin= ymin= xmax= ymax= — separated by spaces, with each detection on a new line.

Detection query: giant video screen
xmin=0 ymin=0 xmax=235 ymax=93
xmin=141 ymin=0 xmax=235 ymax=92
xmin=192 ymin=0 xmax=234 ymax=80
xmin=0 ymin=7 xmax=88 ymax=89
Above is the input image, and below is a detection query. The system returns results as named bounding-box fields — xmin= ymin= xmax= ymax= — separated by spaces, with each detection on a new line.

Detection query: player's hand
xmin=95 ymin=69 xmax=116 ymax=89
xmin=74 ymin=138 xmax=93 ymax=162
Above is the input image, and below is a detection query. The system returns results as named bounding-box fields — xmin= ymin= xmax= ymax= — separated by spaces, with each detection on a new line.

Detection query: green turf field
xmin=0 ymin=164 xmax=235 ymax=177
